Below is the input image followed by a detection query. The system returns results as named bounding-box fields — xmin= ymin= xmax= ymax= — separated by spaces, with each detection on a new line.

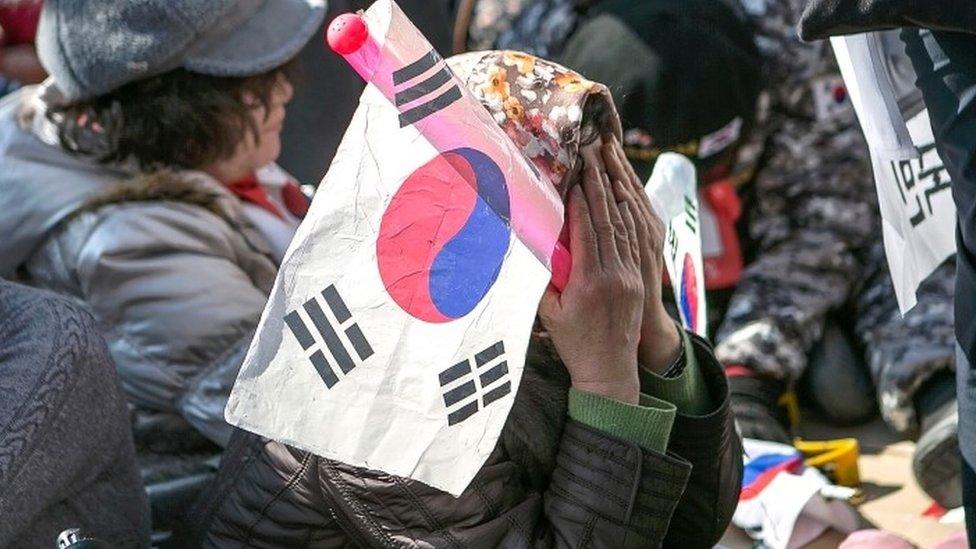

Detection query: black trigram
xmin=392 ymin=49 xmax=462 ymax=128
xmin=683 ymin=195 xmax=698 ymax=234
xmin=438 ymin=341 xmax=511 ymax=426
xmin=283 ymin=285 xmax=374 ymax=389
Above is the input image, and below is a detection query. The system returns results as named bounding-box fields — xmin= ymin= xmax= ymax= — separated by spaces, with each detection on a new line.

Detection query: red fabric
xmin=724 ymin=364 xmax=754 ymax=378
xmin=701 ymin=179 xmax=744 ymax=290
xmin=704 ymin=178 xmax=742 ymax=222
xmin=281 ymin=182 xmax=310 ymax=219
xmin=702 ymin=162 xmax=732 ymax=186
xmin=738 ymin=455 xmax=804 ymax=501
xmin=226 ymin=173 xmax=283 ymax=219
xmin=0 ymin=2 xmax=42 ymax=45
xmin=659 ymin=179 xmax=743 ymax=291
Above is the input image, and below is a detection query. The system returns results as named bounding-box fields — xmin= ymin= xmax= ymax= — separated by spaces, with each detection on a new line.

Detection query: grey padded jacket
xmin=0 ymin=86 xmax=280 ymax=445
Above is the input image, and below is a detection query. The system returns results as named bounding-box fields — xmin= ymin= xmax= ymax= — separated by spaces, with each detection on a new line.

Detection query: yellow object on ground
xmin=778 ymin=390 xmax=801 ymax=427
xmin=795 ymin=437 xmax=861 ymax=487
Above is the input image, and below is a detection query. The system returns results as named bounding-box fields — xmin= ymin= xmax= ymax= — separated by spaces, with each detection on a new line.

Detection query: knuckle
xmin=621 ymin=275 xmax=642 ymax=293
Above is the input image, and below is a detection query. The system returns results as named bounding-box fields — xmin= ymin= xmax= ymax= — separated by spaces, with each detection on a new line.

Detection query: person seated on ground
xmin=181 ymin=52 xmax=741 ymax=548
xmin=0 ymin=280 xmax=149 ymax=548
xmin=0 ymin=0 xmax=325 ymax=446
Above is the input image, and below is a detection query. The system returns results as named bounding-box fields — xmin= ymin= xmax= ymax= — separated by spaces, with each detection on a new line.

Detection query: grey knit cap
xmin=36 ymin=0 xmax=327 ymax=103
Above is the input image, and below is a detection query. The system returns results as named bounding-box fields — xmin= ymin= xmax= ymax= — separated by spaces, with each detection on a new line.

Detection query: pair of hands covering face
xmin=539 ymin=136 xmax=681 ymax=405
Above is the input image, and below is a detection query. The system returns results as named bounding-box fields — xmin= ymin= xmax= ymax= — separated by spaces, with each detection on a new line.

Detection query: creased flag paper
xmin=647 ymin=153 xmax=707 ymax=336
xmin=225 ymin=0 xmax=563 ymax=496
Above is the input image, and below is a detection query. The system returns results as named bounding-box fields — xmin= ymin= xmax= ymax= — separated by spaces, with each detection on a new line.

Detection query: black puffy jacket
xmin=183 ymin=333 xmax=741 ymax=548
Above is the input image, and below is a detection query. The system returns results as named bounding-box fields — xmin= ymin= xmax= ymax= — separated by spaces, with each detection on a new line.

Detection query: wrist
xmin=638 ymin=311 xmax=682 ymax=375
xmin=571 ymin=375 xmax=640 ymax=405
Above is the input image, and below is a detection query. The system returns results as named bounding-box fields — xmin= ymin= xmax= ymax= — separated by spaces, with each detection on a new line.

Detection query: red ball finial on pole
xmin=327 ymin=13 xmax=369 ymax=55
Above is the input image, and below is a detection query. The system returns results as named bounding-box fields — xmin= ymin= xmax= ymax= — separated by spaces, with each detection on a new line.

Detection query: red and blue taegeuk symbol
xmin=377 ymin=148 xmax=511 ymax=323
xmin=679 ymin=253 xmax=699 ymax=333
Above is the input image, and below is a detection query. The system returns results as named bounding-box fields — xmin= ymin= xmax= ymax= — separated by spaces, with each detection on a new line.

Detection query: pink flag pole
xmin=326 ymin=14 xmax=376 ymax=79
xmin=326 ymin=12 xmax=572 ymax=292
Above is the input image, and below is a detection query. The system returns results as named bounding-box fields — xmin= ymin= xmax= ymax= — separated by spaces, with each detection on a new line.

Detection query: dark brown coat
xmin=182 ymin=333 xmax=741 ymax=548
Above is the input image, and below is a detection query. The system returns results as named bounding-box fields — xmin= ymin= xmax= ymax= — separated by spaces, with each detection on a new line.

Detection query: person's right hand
xmin=601 ymin=136 xmax=681 ymax=375
xmin=538 ymin=163 xmax=644 ymax=404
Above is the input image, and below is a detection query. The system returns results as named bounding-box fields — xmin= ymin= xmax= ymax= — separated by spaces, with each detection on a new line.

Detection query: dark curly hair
xmin=560 ymin=93 xmax=618 ymax=195
xmin=45 ymin=63 xmax=295 ymax=172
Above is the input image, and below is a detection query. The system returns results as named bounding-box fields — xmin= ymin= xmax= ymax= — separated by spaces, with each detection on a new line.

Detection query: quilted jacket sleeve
xmin=664 ymin=335 xmax=743 ymax=547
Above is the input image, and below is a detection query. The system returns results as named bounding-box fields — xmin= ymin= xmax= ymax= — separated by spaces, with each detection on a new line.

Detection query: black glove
xmin=798 ymin=0 xmax=976 ymax=42
xmin=729 ymin=374 xmax=791 ymax=444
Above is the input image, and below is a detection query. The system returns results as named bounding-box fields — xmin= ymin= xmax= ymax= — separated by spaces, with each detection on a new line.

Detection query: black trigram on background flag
xmin=393 ymin=49 xmax=462 ymax=128
xmin=283 ymin=285 xmax=374 ymax=389
xmin=438 ymin=341 xmax=511 ymax=426
xmin=683 ymin=194 xmax=698 ymax=233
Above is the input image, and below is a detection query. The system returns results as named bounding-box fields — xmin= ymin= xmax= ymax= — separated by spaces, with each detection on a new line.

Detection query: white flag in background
xmin=831 ymin=31 xmax=955 ymax=313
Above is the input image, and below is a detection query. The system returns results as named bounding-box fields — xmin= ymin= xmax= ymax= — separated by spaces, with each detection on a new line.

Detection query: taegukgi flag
xmin=225 ymin=0 xmax=564 ymax=496
xmin=647 ymin=153 xmax=707 ymax=336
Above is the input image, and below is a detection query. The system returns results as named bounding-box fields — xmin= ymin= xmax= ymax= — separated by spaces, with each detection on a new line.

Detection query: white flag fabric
xmin=225 ymin=0 xmax=561 ymax=496
xmin=734 ymin=439 xmax=859 ymax=549
xmin=647 ymin=153 xmax=708 ymax=336
xmin=831 ymin=32 xmax=956 ymax=313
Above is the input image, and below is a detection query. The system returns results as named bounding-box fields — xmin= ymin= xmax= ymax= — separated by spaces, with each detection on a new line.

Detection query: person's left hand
xmin=600 ymin=136 xmax=681 ymax=374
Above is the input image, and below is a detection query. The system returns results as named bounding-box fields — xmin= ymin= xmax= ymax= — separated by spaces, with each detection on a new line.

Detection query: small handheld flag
xmin=226 ymin=0 xmax=566 ymax=496
xmin=646 ymin=153 xmax=708 ymax=336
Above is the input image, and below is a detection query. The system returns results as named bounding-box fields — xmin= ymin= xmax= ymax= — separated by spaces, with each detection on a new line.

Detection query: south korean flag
xmin=225 ymin=0 xmax=562 ymax=496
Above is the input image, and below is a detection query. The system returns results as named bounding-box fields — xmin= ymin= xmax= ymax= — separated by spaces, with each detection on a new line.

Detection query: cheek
xmin=256 ymin=130 xmax=282 ymax=164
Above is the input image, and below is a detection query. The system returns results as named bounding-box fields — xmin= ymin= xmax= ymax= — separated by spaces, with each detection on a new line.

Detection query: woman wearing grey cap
xmin=0 ymin=0 xmax=327 ymax=447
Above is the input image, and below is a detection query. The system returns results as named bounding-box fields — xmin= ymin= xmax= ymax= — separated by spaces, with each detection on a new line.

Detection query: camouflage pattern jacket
xmin=713 ymin=0 xmax=878 ymax=382
xmin=464 ymin=0 xmax=881 ymax=384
